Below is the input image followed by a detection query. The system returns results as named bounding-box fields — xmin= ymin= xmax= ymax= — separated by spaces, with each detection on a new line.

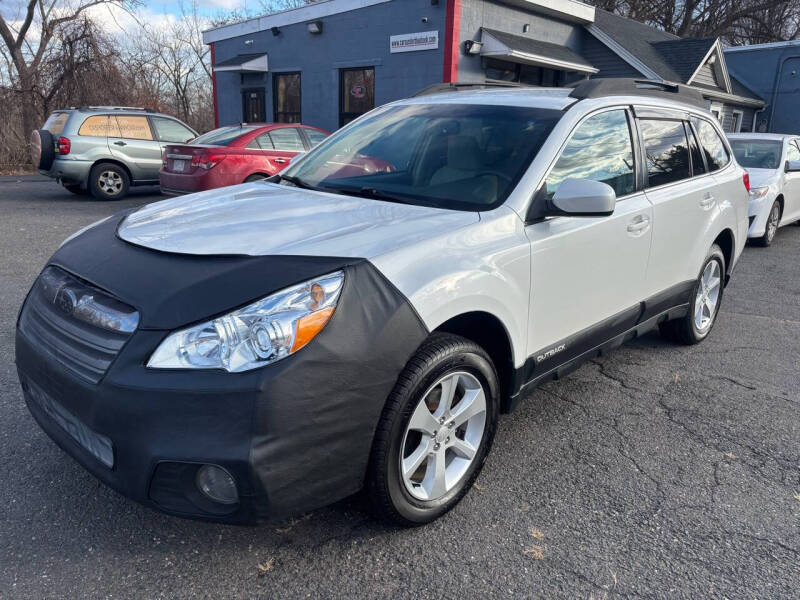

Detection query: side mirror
xmin=550 ymin=178 xmax=616 ymax=217
xmin=785 ymin=160 xmax=800 ymax=172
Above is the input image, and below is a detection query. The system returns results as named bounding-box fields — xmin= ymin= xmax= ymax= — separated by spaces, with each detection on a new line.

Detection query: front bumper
xmin=747 ymin=191 xmax=777 ymax=238
xmin=16 ymin=214 xmax=428 ymax=524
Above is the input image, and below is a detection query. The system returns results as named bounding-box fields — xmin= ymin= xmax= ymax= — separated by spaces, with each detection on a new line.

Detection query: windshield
xmin=730 ymin=139 xmax=783 ymax=170
xmin=282 ymin=103 xmax=562 ymax=210
xmin=191 ymin=126 xmax=260 ymax=146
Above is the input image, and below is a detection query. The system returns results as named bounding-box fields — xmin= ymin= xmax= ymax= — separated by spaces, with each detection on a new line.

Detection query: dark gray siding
xmin=693 ymin=62 xmax=720 ymax=88
xmin=580 ymin=31 xmax=641 ymax=78
xmin=715 ymin=104 xmax=755 ymax=133
xmin=457 ymin=0 xmax=584 ymax=83
xmin=213 ymin=0 xmax=446 ymax=131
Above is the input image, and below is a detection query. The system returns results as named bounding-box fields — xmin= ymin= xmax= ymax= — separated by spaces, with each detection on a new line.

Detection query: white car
xmin=729 ymin=133 xmax=800 ymax=246
xmin=16 ymin=79 xmax=749 ymax=526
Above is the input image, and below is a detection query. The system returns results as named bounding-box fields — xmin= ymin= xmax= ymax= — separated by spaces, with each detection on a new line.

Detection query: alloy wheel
xmin=766 ymin=203 xmax=780 ymax=243
xmin=694 ymin=259 xmax=722 ymax=332
xmin=400 ymin=371 xmax=487 ymax=501
xmin=98 ymin=170 xmax=123 ymax=196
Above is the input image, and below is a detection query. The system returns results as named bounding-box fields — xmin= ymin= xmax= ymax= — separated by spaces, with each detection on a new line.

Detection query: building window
xmin=483 ymin=58 xmax=571 ymax=87
xmin=242 ymin=88 xmax=266 ymax=123
xmin=340 ymin=67 xmax=375 ymax=127
xmin=731 ymin=110 xmax=743 ymax=133
xmin=273 ymin=72 xmax=302 ymax=123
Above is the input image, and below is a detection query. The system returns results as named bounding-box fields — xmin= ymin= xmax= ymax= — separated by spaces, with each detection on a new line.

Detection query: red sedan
xmin=159 ymin=123 xmax=329 ymax=195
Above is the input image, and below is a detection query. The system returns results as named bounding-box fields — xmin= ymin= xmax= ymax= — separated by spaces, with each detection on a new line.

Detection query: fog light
xmin=195 ymin=465 xmax=238 ymax=505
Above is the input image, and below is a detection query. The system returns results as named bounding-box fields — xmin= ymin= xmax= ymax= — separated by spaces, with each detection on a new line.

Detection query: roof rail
xmin=413 ymin=81 xmax=529 ymax=97
xmin=568 ymin=78 xmax=706 ymax=108
xmin=75 ymin=106 xmax=153 ymax=112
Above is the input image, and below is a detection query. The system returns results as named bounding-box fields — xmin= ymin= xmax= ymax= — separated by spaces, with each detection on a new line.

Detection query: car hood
xmin=118 ymin=182 xmax=478 ymax=258
xmin=746 ymin=168 xmax=780 ymax=188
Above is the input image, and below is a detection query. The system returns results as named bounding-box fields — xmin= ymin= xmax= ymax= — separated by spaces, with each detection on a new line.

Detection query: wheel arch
xmin=90 ymin=158 xmax=133 ymax=184
xmin=713 ymin=228 xmax=735 ymax=281
xmin=433 ymin=311 xmax=515 ymax=406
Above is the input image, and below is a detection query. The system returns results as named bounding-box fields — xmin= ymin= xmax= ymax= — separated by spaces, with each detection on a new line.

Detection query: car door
xmin=108 ymin=114 xmax=163 ymax=182
xmin=525 ymin=107 xmax=653 ymax=371
xmin=641 ymin=113 xmax=716 ymax=299
xmin=781 ymin=139 xmax=800 ymax=222
xmin=258 ymin=127 xmax=306 ymax=173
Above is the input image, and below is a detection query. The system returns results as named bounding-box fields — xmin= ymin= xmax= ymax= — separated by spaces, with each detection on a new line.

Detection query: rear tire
xmin=659 ymin=244 xmax=725 ymax=345
xmin=89 ymin=163 xmax=129 ymax=200
xmin=754 ymin=200 xmax=781 ymax=247
xmin=366 ymin=333 xmax=499 ymax=526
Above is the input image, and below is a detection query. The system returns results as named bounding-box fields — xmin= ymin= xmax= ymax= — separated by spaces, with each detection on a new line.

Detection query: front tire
xmin=89 ymin=163 xmax=129 ymax=200
xmin=659 ymin=244 xmax=725 ymax=345
xmin=754 ymin=200 xmax=781 ymax=247
xmin=366 ymin=333 xmax=499 ymax=526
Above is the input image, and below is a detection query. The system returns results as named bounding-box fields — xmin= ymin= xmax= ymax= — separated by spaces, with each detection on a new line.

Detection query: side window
xmin=639 ymin=119 xmax=691 ymax=187
xmin=544 ymin=109 xmax=635 ymax=198
xmin=250 ymin=133 xmax=275 ymax=150
xmin=686 ymin=123 xmax=707 ymax=176
xmin=305 ymin=129 xmax=328 ymax=147
xmin=78 ymin=116 xmax=114 ymax=137
xmin=113 ymin=116 xmax=154 ymax=141
xmin=268 ymin=128 xmax=305 ymax=152
xmin=152 ymin=117 xmax=195 ymax=143
xmin=691 ymin=117 xmax=729 ymax=171
xmin=786 ymin=141 xmax=800 ymax=162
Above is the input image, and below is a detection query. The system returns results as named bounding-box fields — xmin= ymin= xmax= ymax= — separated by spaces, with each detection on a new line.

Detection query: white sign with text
xmin=390 ymin=30 xmax=439 ymax=53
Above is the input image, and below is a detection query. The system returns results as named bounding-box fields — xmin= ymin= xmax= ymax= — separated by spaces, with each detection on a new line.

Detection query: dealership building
xmin=203 ymin=0 xmax=764 ymax=133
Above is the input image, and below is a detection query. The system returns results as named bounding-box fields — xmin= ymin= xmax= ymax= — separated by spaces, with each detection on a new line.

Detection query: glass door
xmin=339 ymin=67 xmax=375 ymax=127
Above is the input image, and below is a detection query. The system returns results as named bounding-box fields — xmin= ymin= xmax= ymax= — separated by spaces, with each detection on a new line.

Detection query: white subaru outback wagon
xmin=16 ymin=79 xmax=748 ymax=526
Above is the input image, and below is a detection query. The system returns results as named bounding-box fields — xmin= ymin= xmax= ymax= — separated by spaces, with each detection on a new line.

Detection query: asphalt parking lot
xmin=1 ymin=175 xmax=798 ymax=599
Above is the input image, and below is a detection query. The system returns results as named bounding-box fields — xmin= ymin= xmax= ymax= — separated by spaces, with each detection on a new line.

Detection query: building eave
xmin=202 ymin=0 xmax=392 ymax=44
xmin=495 ymin=0 xmax=595 ymax=24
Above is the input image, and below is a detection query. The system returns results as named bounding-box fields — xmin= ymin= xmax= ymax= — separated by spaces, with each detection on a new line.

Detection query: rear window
xmin=192 ymin=126 xmax=259 ymax=146
xmin=43 ymin=112 xmax=69 ymax=135
xmin=730 ymin=139 xmax=783 ymax=170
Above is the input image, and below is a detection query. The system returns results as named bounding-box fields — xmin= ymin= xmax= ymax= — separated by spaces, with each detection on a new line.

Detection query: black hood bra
xmin=50 ymin=212 xmax=361 ymax=330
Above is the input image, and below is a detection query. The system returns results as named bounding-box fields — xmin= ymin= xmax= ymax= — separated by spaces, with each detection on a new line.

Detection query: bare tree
xmin=0 ymin=0 xmax=139 ymax=137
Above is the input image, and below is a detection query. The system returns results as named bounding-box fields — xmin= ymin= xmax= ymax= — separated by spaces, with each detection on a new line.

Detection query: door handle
xmin=700 ymin=192 xmax=715 ymax=209
xmin=273 ymin=157 xmax=287 ymax=164
xmin=113 ymin=141 xmax=127 ymax=147
xmin=627 ymin=215 xmax=651 ymax=235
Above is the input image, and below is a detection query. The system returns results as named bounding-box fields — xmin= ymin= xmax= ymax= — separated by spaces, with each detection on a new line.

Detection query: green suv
xmin=30 ymin=107 xmax=198 ymax=200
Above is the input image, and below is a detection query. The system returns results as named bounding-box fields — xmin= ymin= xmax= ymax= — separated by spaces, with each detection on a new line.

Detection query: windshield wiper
xmin=276 ymin=173 xmax=318 ymax=190
xmin=323 ymin=185 xmax=415 ymax=205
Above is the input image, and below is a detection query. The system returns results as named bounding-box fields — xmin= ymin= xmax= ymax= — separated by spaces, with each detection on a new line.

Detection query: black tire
xmin=366 ymin=332 xmax=500 ymax=526
xmin=62 ymin=183 xmax=87 ymax=196
xmin=30 ymin=129 xmax=55 ymax=170
xmin=659 ymin=244 xmax=725 ymax=345
xmin=244 ymin=174 xmax=267 ymax=183
xmin=753 ymin=200 xmax=781 ymax=247
xmin=89 ymin=162 xmax=130 ymax=200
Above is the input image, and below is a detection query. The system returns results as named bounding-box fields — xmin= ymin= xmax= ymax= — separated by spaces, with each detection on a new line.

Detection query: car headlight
xmin=147 ymin=271 xmax=344 ymax=372
xmin=749 ymin=186 xmax=770 ymax=199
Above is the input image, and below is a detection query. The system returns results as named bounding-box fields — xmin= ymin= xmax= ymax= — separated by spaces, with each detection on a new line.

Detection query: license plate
xmin=173 ymin=159 xmax=185 ymax=172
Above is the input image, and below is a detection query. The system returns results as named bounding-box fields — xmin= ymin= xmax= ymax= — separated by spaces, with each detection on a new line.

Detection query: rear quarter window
xmin=691 ymin=117 xmax=729 ymax=171
xmin=78 ymin=115 xmax=116 ymax=137
xmin=43 ymin=112 xmax=70 ymax=135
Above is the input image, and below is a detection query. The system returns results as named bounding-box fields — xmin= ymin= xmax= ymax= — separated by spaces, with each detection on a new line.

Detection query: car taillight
xmin=57 ymin=136 xmax=70 ymax=155
xmin=742 ymin=171 xmax=750 ymax=192
xmin=191 ymin=153 xmax=226 ymax=170
xmin=161 ymin=149 xmax=167 ymax=167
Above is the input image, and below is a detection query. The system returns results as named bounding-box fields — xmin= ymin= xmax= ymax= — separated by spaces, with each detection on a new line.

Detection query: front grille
xmin=18 ymin=266 xmax=138 ymax=384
